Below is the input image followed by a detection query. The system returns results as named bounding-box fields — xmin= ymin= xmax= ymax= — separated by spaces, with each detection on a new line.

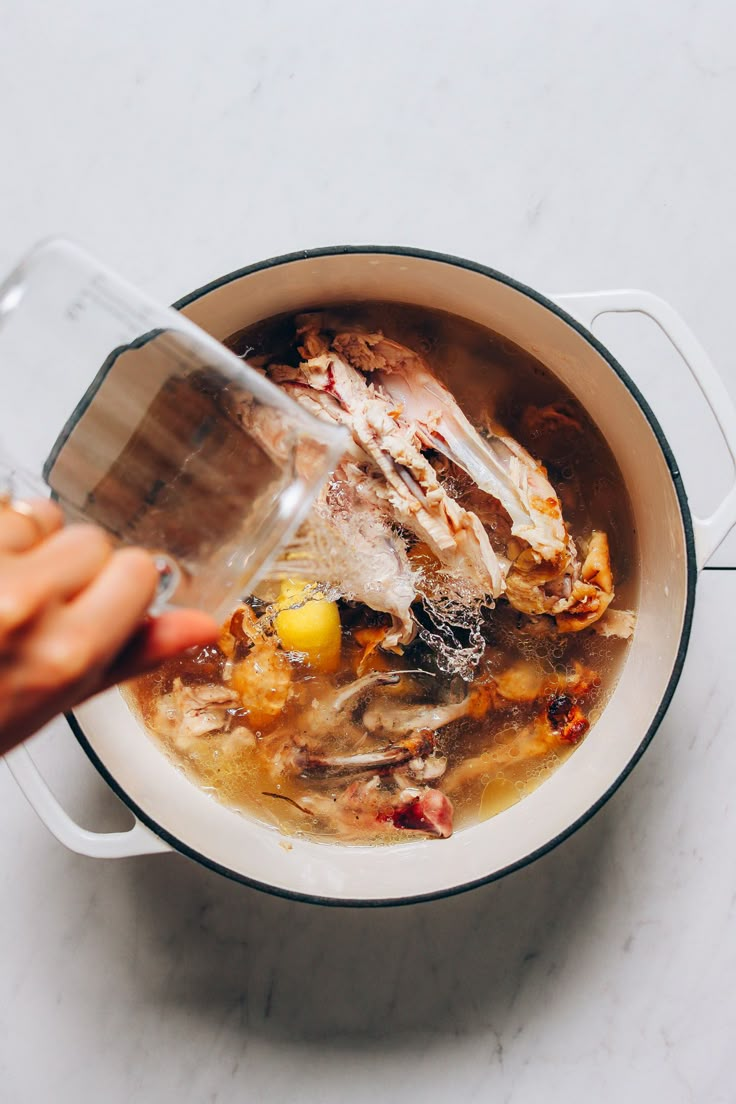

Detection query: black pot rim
xmin=68 ymin=244 xmax=698 ymax=908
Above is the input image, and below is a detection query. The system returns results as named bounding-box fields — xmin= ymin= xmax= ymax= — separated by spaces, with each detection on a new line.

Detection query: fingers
xmin=104 ymin=609 xmax=219 ymax=685
xmin=0 ymin=497 xmax=64 ymax=553
xmin=19 ymin=548 xmax=160 ymax=698
xmin=0 ymin=525 xmax=114 ymax=635
xmin=0 ymin=515 xmax=220 ymax=753
xmin=59 ymin=548 xmax=161 ymax=673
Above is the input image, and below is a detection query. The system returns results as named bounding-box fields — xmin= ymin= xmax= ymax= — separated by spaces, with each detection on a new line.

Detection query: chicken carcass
xmin=331 ymin=330 xmax=569 ymax=571
xmin=266 ymin=319 xmax=629 ymax=645
xmin=330 ymin=328 xmax=626 ymax=634
xmin=148 ymin=678 xmax=253 ymax=754
xmin=275 ymin=345 xmax=505 ymax=598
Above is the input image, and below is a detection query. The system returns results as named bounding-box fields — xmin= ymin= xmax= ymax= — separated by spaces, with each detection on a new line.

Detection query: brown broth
xmin=124 ymin=302 xmax=638 ymax=843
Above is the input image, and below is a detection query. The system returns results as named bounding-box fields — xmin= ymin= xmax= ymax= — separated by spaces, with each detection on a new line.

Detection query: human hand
xmin=0 ymin=498 xmax=219 ymax=754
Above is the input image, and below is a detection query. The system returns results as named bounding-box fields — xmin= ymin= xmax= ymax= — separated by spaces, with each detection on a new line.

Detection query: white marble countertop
xmin=2 ymin=2 xmax=736 ymax=1100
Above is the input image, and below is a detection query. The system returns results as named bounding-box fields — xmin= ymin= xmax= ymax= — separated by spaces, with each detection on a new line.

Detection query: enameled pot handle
xmin=554 ymin=289 xmax=736 ymax=568
xmin=3 ymin=743 xmax=171 ymax=858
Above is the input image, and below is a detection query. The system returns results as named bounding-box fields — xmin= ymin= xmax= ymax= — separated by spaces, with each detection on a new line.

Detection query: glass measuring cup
xmin=0 ymin=239 xmax=347 ymax=618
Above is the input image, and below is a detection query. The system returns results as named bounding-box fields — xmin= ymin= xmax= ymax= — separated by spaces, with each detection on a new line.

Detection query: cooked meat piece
xmin=301 ymin=774 xmax=454 ymax=839
xmin=385 ymin=786 xmax=453 ymax=838
xmin=546 ymin=694 xmax=589 ymax=744
xmin=333 ymin=330 xmax=569 ymax=570
xmin=591 ymin=608 xmax=636 ymax=639
xmin=283 ymin=342 xmax=505 ymax=597
xmin=491 ymin=658 xmax=599 ymax=704
xmin=267 ymin=325 xmax=629 ymax=644
xmin=148 ymin=678 xmax=242 ymax=751
xmin=289 ymin=730 xmax=435 ymax=777
xmin=296 ymin=314 xmax=332 ymax=358
xmin=274 ymin=373 xmax=373 ymax=466
xmin=504 ymin=528 xmax=616 ymax=633
xmin=363 ymin=680 xmax=494 ymax=737
xmin=503 ymin=552 xmax=577 ymax=616
xmin=555 ymin=531 xmax=614 ymax=632
xmin=260 ymin=669 xmax=433 ymax=779
xmin=218 ymin=726 xmax=258 ymax=755
xmin=443 ymin=696 xmax=589 ymax=793
xmin=219 ymin=605 xmax=293 ymax=729
xmin=393 ymin=754 xmax=448 ymax=785
xmin=491 ymin=661 xmax=548 ymax=703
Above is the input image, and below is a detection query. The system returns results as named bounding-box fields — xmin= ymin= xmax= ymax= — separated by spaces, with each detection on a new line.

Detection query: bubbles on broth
xmin=414 ymin=564 xmax=490 ymax=680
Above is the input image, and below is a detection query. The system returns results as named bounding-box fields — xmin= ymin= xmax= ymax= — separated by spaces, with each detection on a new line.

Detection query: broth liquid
xmin=124 ymin=302 xmax=638 ymax=841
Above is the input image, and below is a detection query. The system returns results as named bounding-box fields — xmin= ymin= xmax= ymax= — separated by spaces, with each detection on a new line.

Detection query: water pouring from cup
xmin=0 ymin=238 xmax=347 ymax=620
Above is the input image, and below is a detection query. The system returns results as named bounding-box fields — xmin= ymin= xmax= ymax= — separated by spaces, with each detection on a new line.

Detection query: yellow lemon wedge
xmin=275 ymin=579 xmax=341 ymax=673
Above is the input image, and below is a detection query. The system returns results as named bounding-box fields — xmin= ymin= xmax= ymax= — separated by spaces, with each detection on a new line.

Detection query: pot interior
xmin=72 ymin=250 xmax=693 ymax=903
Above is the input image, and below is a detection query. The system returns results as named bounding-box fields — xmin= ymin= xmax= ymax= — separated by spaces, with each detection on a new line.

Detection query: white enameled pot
xmin=7 ymin=247 xmax=736 ymax=906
